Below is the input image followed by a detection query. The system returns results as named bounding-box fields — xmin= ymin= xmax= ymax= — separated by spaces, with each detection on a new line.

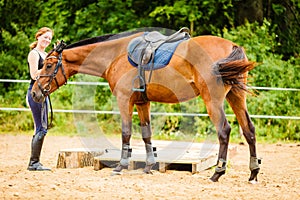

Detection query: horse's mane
xmin=47 ymin=48 xmax=55 ymax=57
xmin=65 ymin=30 xmax=140 ymax=49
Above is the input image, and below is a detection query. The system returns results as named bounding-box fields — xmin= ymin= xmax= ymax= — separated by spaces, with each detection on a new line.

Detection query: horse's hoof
xmin=111 ymin=171 xmax=122 ymax=176
xmin=143 ymin=170 xmax=153 ymax=174
xmin=210 ymin=171 xmax=225 ymax=182
xmin=143 ymin=164 xmax=155 ymax=174
xmin=113 ymin=164 xmax=127 ymax=173
xmin=209 ymin=177 xmax=216 ymax=182
xmin=249 ymin=168 xmax=260 ymax=183
xmin=248 ymin=179 xmax=259 ymax=184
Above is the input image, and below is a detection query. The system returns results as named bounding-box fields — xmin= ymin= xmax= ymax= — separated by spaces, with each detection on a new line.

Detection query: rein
xmin=41 ymin=95 xmax=54 ymax=129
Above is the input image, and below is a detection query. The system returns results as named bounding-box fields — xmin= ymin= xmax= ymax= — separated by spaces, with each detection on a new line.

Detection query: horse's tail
xmin=213 ymin=46 xmax=255 ymax=95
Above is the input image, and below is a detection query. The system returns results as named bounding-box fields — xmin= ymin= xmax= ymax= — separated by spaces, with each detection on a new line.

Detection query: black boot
xmin=27 ymin=131 xmax=51 ymax=171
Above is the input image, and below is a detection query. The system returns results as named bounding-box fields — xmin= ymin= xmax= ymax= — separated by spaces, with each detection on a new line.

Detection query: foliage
xmin=149 ymin=0 xmax=234 ymax=35
xmin=0 ymin=25 xmax=30 ymax=94
xmin=269 ymin=0 xmax=300 ymax=57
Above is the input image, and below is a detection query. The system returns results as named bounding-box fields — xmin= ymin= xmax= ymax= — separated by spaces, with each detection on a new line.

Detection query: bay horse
xmin=31 ymin=29 xmax=260 ymax=183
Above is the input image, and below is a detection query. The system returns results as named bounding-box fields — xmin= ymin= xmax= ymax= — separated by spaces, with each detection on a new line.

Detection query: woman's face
xmin=37 ymin=31 xmax=52 ymax=49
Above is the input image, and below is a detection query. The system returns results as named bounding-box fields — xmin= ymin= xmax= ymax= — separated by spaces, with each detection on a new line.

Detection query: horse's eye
xmin=46 ymin=64 xmax=52 ymax=69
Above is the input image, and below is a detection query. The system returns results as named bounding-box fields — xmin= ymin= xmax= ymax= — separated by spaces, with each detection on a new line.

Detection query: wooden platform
xmin=93 ymin=140 xmax=237 ymax=174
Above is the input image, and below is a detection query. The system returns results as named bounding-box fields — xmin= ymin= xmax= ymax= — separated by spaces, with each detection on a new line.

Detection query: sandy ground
xmin=0 ymin=134 xmax=299 ymax=200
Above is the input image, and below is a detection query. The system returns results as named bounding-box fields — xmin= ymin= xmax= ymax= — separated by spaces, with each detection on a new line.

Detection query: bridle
xmin=36 ymin=51 xmax=68 ymax=97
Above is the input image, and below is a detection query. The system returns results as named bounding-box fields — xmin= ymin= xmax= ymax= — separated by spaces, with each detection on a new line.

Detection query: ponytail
xmin=29 ymin=41 xmax=38 ymax=50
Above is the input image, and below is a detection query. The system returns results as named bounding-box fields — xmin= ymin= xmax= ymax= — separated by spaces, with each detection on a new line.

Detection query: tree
xmin=149 ymin=0 xmax=235 ymax=36
xmin=234 ymin=0 xmax=264 ymax=25
xmin=233 ymin=0 xmax=300 ymax=58
xmin=0 ymin=0 xmax=42 ymax=50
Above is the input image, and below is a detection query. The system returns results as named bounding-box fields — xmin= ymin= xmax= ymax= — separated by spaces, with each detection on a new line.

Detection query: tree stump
xmin=57 ymin=148 xmax=103 ymax=168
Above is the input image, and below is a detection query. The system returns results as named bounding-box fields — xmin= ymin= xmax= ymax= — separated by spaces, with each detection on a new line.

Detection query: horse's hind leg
xmin=226 ymin=91 xmax=260 ymax=183
xmin=136 ymin=102 xmax=156 ymax=174
xmin=204 ymin=100 xmax=232 ymax=182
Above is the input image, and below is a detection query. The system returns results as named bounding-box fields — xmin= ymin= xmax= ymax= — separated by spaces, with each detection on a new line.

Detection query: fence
xmin=0 ymin=79 xmax=299 ymax=120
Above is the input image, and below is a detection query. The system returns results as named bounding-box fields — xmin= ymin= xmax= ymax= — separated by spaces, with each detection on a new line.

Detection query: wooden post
xmin=159 ymin=162 xmax=167 ymax=173
xmin=57 ymin=148 xmax=103 ymax=168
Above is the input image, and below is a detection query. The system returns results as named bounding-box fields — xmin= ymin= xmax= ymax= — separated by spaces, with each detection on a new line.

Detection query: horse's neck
xmin=64 ymin=32 xmax=143 ymax=78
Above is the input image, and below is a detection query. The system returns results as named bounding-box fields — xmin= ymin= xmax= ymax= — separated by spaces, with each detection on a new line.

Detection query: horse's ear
xmin=53 ymin=39 xmax=61 ymax=49
xmin=55 ymin=40 xmax=67 ymax=53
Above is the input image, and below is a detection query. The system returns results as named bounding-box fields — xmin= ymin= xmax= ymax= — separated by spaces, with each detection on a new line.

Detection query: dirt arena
xmin=0 ymin=134 xmax=299 ymax=199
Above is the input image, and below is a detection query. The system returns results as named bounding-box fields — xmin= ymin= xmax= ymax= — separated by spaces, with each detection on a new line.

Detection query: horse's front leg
xmin=113 ymin=120 xmax=133 ymax=173
xmin=113 ymin=97 xmax=134 ymax=173
xmin=136 ymin=102 xmax=156 ymax=174
xmin=142 ymin=123 xmax=156 ymax=174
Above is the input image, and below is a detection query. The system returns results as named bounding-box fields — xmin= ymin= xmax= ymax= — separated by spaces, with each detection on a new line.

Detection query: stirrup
xmin=132 ymin=75 xmax=145 ymax=92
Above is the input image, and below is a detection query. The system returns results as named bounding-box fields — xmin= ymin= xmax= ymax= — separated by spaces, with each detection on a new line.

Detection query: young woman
xmin=27 ymin=27 xmax=53 ymax=171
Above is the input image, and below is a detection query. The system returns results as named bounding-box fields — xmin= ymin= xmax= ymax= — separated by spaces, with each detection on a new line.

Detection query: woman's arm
xmin=27 ymin=50 xmax=41 ymax=80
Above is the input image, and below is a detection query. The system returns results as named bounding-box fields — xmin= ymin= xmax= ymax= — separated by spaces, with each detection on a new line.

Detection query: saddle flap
xmin=144 ymin=31 xmax=167 ymax=43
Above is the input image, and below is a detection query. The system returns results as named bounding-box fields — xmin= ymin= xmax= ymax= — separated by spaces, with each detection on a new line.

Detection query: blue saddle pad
xmin=128 ymin=38 xmax=187 ymax=70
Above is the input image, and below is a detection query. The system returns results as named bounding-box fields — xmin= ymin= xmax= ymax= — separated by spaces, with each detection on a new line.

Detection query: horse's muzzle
xmin=31 ymin=90 xmax=45 ymax=103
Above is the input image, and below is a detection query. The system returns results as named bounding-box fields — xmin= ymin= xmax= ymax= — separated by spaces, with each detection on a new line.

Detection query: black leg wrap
xmin=27 ymin=131 xmax=51 ymax=171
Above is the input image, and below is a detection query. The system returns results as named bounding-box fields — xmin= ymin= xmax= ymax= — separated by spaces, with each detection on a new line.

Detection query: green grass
xmin=0 ymin=128 xmax=294 ymax=145
xmin=1 ymin=110 xmax=298 ymax=144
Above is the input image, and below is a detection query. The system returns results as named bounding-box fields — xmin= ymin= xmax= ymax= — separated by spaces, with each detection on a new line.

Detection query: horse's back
xmin=190 ymin=35 xmax=236 ymax=62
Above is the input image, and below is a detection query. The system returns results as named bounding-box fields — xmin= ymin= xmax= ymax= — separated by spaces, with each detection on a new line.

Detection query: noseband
xmin=36 ymin=53 xmax=68 ymax=97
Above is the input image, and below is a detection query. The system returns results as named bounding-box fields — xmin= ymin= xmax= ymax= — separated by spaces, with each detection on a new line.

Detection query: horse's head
xmin=31 ymin=40 xmax=68 ymax=103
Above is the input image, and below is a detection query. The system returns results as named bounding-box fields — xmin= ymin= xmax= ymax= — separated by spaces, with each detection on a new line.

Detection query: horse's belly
xmin=147 ymin=82 xmax=199 ymax=103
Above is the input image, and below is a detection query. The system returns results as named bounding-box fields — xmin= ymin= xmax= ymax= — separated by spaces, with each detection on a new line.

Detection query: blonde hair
xmin=29 ymin=27 xmax=54 ymax=50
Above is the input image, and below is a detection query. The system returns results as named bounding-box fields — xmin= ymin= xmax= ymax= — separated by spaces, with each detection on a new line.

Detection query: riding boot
xmin=27 ymin=131 xmax=51 ymax=171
